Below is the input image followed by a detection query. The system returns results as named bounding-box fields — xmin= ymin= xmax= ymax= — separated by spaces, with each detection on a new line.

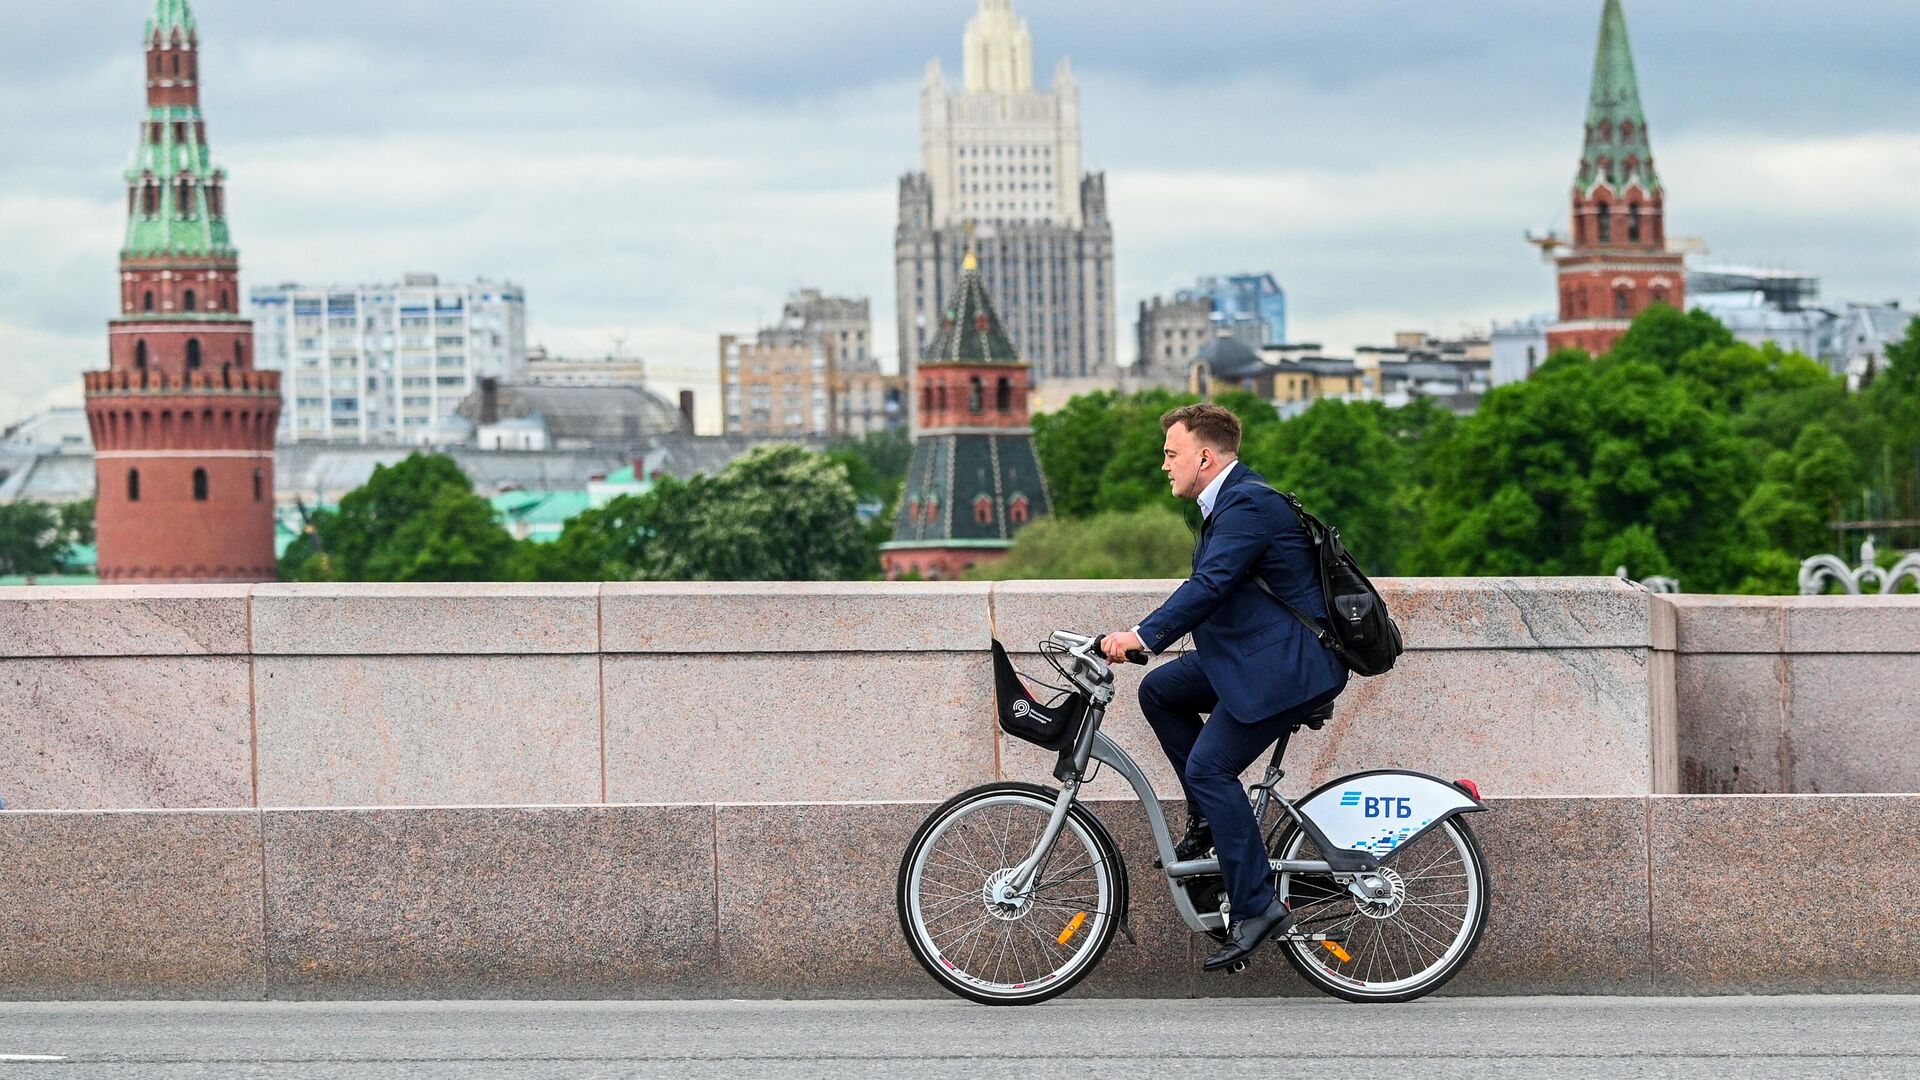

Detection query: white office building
xmin=251 ymin=273 xmax=527 ymax=444
xmin=895 ymin=0 xmax=1116 ymax=385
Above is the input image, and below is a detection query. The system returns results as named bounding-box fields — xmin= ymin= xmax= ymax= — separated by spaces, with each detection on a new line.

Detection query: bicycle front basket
xmin=991 ymin=638 xmax=1086 ymax=752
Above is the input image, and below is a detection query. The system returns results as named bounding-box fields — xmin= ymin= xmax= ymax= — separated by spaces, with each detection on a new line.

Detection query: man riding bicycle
xmin=1099 ymin=403 xmax=1347 ymax=973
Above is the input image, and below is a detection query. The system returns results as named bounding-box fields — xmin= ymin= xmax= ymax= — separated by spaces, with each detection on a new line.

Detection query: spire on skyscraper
xmin=963 ymin=0 xmax=1034 ymax=93
xmin=1577 ymin=0 xmax=1659 ymax=196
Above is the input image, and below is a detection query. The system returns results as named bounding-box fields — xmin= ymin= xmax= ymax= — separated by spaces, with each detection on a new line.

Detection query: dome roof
xmin=1195 ymin=335 xmax=1264 ymax=378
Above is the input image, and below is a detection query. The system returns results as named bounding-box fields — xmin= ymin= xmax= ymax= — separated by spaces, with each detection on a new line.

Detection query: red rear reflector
xmin=1454 ymin=778 xmax=1482 ymax=800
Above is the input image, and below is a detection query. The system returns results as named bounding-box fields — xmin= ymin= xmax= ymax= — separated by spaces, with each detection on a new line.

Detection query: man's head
xmin=1159 ymin=403 xmax=1242 ymax=500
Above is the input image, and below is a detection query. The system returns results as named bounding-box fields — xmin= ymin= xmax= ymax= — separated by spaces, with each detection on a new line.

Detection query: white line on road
xmin=0 ymin=1056 xmax=67 ymax=1063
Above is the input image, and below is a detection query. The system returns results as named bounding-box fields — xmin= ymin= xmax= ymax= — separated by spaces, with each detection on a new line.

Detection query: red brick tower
xmin=84 ymin=0 xmax=280 ymax=582
xmin=881 ymin=247 xmax=1053 ymax=580
xmin=1545 ymin=0 xmax=1685 ymax=356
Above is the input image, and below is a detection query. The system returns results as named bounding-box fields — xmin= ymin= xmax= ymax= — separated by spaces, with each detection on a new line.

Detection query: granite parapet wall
xmin=1656 ymin=594 xmax=1920 ymax=794
xmin=0 ymin=578 xmax=1659 ymax=811
xmin=3 ymin=795 xmax=1914 ymax=1000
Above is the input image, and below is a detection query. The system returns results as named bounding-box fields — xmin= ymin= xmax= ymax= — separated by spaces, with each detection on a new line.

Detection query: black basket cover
xmin=991 ymin=639 xmax=1085 ymax=751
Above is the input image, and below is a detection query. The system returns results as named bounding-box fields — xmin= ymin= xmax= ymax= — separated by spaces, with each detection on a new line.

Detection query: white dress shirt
xmin=1196 ymin=459 xmax=1238 ymax=521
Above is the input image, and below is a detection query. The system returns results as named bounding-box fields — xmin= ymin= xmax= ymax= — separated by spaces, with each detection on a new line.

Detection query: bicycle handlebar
xmin=1092 ymin=633 xmax=1151 ymax=667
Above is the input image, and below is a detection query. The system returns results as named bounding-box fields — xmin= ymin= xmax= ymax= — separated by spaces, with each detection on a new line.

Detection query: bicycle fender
xmin=1295 ymin=770 xmax=1488 ymax=862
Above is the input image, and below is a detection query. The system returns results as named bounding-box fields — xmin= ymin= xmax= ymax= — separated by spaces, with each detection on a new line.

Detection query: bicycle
xmin=896 ymin=630 xmax=1491 ymax=1005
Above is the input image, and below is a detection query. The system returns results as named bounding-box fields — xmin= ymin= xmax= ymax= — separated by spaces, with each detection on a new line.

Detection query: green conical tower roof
xmin=1576 ymin=0 xmax=1659 ymax=196
xmin=147 ymin=0 xmax=196 ymax=39
xmin=124 ymin=0 xmax=231 ymax=260
xmin=922 ymin=247 xmax=1021 ymax=365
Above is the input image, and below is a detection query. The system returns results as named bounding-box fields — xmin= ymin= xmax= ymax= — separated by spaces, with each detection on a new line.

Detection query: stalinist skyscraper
xmin=895 ymin=0 xmax=1115 ymax=393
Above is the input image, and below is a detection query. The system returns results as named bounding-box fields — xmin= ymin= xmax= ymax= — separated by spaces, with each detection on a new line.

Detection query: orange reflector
xmin=1057 ymin=911 xmax=1088 ymax=945
xmin=1321 ymin=941 xmax=1352 ymax=963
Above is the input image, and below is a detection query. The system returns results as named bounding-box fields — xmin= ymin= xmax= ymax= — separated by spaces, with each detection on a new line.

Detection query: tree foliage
xmin=966 ymin=506 xmax=1194 ymax=580
xmin=280 ymin=453 xmax=516 ymax=582
xmin=518 ymin=445 xmax=877 ymax=582
xmin=0 ymin=498 xmax=98 ymax=578
xmin=1026 ymin=308 xmax=1920 ymax=593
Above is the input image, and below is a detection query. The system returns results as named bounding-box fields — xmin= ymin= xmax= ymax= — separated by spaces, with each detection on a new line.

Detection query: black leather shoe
xmin=1154 ymin=814 xmax=1213 ymax=868
xmin=1203 ymin=898 xmax=1295 ymax=972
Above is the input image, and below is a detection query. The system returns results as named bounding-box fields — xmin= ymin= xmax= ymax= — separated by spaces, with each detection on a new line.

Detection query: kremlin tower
xmin=881 ymin=245 xmax=1052 ymax=580
xmin=1545 ymin=0 xmax=1685 ymax=356
xmin=85 ymin=0 xmax=280 ymax=582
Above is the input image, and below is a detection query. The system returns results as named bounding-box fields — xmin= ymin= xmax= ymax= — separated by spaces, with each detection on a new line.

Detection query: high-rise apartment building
xmin=759 ymin=289 xmax=876 ymax=374
xmin=895 ymin=0 xmax=1115 ymax=388
xmin=1188 ymin=273 xmax=1287 ymax=348
xmin=250 ymin=274 xmax=527 ymax=443
xmin=721 ymin=335 xmax=831 ymax=438
xmin=1135 ymin=295 xmax=1215 ymax=389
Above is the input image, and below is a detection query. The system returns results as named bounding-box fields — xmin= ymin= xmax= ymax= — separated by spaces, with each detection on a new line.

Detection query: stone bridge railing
xmin=4 ymin=579 xmax=1919 ymax=1000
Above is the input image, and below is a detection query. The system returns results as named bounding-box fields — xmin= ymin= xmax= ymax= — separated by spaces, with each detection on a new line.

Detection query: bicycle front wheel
xmin=1273 ymin=815 xmax=1490 ymax=1003
xmin=897 ymin=782 xmax=1121 ymax=1005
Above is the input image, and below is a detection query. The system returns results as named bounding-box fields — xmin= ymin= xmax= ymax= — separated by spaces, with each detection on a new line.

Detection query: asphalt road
xmin=1 ymin=996 xmax=1916 ymax=1079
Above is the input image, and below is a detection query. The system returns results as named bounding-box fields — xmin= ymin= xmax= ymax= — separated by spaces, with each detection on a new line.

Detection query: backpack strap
xmin=1239 ymin=479 xmax=1341 ymax=654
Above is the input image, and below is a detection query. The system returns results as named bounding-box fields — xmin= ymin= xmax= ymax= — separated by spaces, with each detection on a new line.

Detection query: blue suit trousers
xmin=1139 ymin=652 xmax=1340 ymax=921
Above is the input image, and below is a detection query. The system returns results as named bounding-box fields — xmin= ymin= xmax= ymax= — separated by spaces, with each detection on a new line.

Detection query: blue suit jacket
xmin=1137 ymin=466 xmax=1347 ymax=723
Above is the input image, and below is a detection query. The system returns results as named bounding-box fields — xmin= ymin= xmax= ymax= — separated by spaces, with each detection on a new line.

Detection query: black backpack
xmin=1247 ymin=482 xmax=1404 ymax=677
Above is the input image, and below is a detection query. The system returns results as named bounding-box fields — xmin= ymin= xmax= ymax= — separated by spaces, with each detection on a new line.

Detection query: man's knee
xmin=1138 ymin=662 xmax=1177 ymax=711
xmin=1182 ymin=746 xmax=1238 ymax=788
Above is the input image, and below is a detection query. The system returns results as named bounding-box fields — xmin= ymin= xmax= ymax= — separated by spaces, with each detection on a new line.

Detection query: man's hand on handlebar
xmin=1099 ymin=630 xmax=1150 ymax=665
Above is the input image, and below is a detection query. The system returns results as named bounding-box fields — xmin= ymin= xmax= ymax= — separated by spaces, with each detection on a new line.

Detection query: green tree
xmin=825 ymin=428 xmax=912 ymax=506
xmin=280 ymin=453 xmax=518 ymax=581
xmin=966 ymin=506 xmax=1193 ymax=580
xmin=1243 ymin=399 xmax=1405 ymax=574
xmin=58 ymin=498 xmax=96 ymax=550
xmin=0 ymin=502 xmax=63 ymax=577
xmin=1413 ymin=354 xmax=1754 ymax=589
xmin=520 ymin=445 xmax=877 ymax=582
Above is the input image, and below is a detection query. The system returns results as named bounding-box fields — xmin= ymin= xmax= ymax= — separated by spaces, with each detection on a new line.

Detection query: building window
xmin=1628 ymin=204 xmax=1642 ymax=243
xmin=143 ymin=290 xmax=154 ymax=312
xmin=192 ymin=468 xmax=209 ymax=501
xmin=183 ymin=289 xmax=197 ymax=312
xmin=936 ymin=385 xmax=947 ymax=412
xmin=996 ymin=377 xmax=1012 ymax=412
xmin=973 ymin=495 xmax=993 ymax=525
xmin=127 ymin=468 xmax=140 ymax=502
xmin=218 ymin=289 xmax=229 ymax=312
xmin=171 ymin=54 xmax=179 ymax=76
xmin=1008 ymin=494 xmax=1030 ymax=525
xmin=253 ymin=469 xmax=263 ymax=503
xmin=186 ymin=338 xmax=202 ymax=370
xmin=968 ymin=376 xmax=984 ymax=413
xmin=134 ymin=340 xmax=149 ymax=370
xmin=142 ymin=183 xmax=158 ymax=216
xmin=1596 ymin=202 xmax=1612 ymax=243
xmin=234 ymin=341 xmax=245 ymax=367
xmin=1651 ymin=287 xmax=1668 ymax=306
xmin=1615 ymin=287 xmax=1631 ymax=316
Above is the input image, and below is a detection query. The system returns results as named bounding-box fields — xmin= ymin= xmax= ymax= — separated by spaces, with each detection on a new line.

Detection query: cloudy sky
xmin=2 ymin=0 xmax=1915 ymax=431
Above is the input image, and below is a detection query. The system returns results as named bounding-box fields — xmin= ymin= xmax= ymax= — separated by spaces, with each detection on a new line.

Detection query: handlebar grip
xmin=1092 ymin=634 xmax=1153 ymax=666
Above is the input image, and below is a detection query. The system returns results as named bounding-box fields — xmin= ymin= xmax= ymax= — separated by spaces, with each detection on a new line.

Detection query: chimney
xmin=479 ymin=377 xmax=499 ymax=425
xmin=631 ymin=456 xmax=646 ymax=479
xmin=678 ymin=390 xmax=695 ymax=432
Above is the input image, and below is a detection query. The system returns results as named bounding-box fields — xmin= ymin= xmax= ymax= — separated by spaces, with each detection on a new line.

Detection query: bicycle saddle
xmin=1297 ymin=701 xmax=1334 ymax=732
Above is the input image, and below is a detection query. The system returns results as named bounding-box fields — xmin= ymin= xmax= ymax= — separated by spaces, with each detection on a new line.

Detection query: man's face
xmin=1162 ymin=422 xmax=1210 ymax=500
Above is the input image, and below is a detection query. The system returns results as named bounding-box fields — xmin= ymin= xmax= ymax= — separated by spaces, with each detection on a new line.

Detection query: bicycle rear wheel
xmin=897 ymin=782 xmax=1121 ymax=1005
xmin=1272 ymin=816 xmax=1489 ymax=1002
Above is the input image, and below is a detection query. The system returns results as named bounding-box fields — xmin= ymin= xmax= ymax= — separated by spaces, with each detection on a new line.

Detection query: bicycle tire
xmin=1271 ymin=814 xmax=1491 ymax=1003
xmin=896 ymin=781 xmax=1126 ymax=1006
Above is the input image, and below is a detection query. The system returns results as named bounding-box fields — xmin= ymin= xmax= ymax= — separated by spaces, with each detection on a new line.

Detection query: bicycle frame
xmin=1000 ymin=633 xmax=1350 ymax=937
